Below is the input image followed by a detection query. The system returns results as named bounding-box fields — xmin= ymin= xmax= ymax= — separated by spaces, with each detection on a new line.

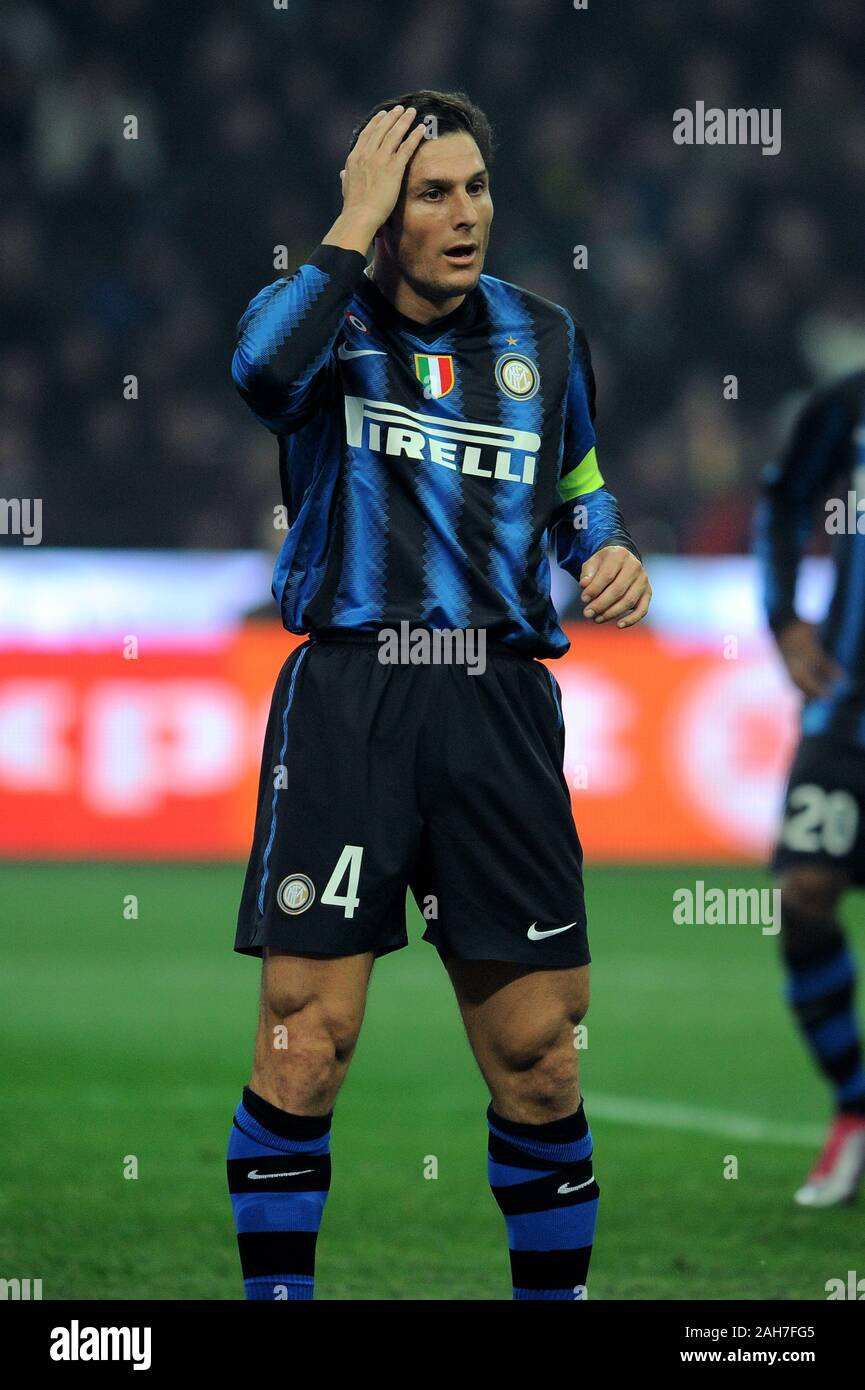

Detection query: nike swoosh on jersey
xmin=527 ymin=921 xmax=578 ymax=940
xmin=247 ymin=1168 xmax=315 ymax=1180
xmin=338 ymin=343 xmax=387 ymax=360
xmin=557 ymin=1174 xmax=595 ymax=1195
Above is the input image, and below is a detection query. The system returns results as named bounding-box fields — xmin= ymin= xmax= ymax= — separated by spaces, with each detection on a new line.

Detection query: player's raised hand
xmin=579 ymin=545 xmax=651 ymax=629
xmin=776 ymin=619 xmax=844 ymax=699
xmin=324 ymin=106 xmax=427 ymax=254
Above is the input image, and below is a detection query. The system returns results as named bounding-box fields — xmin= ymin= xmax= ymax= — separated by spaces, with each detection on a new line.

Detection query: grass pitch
xmin=1 ymin=863 xmax=862 ymax=1300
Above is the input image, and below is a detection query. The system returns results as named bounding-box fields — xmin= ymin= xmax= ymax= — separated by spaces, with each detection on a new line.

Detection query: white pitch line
xmin=9 ymin=1086 xmax=829 ymax=1148
xmin=588 ymin=1094 xmax=826 ymax=1148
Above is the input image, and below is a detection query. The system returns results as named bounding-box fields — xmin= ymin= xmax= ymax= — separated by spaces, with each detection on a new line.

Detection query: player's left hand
xmin=579 ymin=546 xmax=652 ymax=628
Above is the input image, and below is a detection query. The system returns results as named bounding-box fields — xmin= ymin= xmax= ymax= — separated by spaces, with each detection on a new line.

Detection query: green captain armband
xmin=558 ymin=446 xmax=604 ymax=502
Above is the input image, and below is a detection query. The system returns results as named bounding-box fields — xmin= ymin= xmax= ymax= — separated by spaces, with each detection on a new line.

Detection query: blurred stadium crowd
xmin=4 ymin=0 xmax=865 ymax=552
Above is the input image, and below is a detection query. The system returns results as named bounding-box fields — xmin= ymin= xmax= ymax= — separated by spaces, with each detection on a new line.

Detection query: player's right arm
xmin=232 ymin=105 xmax=426 ymax=433
xmin=755 ymin=385 xmax=849 ymax=697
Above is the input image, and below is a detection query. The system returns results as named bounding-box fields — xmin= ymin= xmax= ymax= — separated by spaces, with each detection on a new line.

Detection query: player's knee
xmin=495 ymin=1013 xmax=581 ymax=1083
xmin=262 ymin=992 xmax=361 ymax=1071
xmin=531 ymin=1044 xmax=579 ymax=1105
xmin=778 ymin=867 xmax=846 ymax=957
xmin=500 ymin=1040 xmax=579 ymax=1114
xmin=778 ymin=866 xmax=845 ymax=924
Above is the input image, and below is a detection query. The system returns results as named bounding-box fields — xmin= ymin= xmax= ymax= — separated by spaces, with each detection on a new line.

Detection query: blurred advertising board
xmin=0 ymin=551 xmax=808 ymax=861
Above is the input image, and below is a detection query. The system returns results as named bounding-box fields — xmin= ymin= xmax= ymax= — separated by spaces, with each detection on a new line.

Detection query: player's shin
xmin=782 ymin=926 xmax=865 ymax=1115
xmin=487 ymin=1100 xmax=600 ymax=1301
xmin=226 ymin=1086 xmax=333 ymax=1300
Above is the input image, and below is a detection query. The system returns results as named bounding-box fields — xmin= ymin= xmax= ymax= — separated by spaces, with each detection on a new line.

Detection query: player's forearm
xmin=231 ymin=245 xmax=368 ymax=415
xmin=754 ymin=494 xmax=805 ymax=635
xmin=322 ymin=208 xmax=380 ymax=257
xmin=754 ymin=398 xmax=846 ymax=634
xmin=556 ymin=486 xmax=641 ymax=572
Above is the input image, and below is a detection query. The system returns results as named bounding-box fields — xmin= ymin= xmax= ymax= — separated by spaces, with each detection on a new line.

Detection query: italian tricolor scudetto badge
xmin=414 ymin=353 xmax=455 ymax=399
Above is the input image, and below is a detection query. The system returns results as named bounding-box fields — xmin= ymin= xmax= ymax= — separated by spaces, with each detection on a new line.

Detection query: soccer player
xmin=226 ymin=90 xmax=651 ymax=1299
xmin=757 ymin=369 xmax=865 ymax=1206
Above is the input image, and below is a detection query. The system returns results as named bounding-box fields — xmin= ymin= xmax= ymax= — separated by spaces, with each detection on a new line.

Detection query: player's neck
xmin=366 ymin=260 xmax=465 ymax=326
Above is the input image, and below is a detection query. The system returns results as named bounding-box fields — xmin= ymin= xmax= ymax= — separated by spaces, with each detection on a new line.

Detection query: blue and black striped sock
xmin=227 ymin=1086 xmax=332 ymax=1300
xmin=487 ymin=1099 xmax=600 ymax=1300
xmin=784 ymin=937 xmax=865 ymax=1116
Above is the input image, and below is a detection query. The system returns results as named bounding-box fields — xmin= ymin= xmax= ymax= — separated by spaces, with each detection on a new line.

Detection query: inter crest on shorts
xmin=414 ymin=353 xmax=455 ymax=399
xmin=277 ymin=873 xmax=316 ymax=915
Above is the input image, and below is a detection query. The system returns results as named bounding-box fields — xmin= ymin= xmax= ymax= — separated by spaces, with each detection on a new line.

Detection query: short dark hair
xmin=348 ymin=89 xmax=494 ymax=168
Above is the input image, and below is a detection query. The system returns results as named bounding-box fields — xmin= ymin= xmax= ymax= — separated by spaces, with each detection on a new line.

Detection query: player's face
xmin=380 ymin=131 xmax=493 ymax=303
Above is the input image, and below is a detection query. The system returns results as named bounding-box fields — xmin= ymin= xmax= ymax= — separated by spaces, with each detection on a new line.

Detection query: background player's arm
xmin=755 ymin=388 xmax=849 ymax=697
xmin=232 ymin=106 xmax=426 ymax=433
xmin=551 ymin=320 xmax=651 ymax=628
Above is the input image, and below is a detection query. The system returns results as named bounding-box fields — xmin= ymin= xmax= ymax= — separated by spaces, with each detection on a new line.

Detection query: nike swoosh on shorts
xmin=527 ymin=921 xmax=578 ymax=940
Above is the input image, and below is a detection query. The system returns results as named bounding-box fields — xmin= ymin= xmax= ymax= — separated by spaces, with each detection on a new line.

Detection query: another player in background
xmin=226 ymin=90 xmax=650 ymax=1300
xmin=757 ymin=369 xmax=865 ymax=1206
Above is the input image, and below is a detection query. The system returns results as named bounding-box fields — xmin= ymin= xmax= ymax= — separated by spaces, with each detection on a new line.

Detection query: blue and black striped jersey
xmin=232 ymin=243 xmax=640 ymax=657
xmin=756 ymin=369 xmax=865 ymax=743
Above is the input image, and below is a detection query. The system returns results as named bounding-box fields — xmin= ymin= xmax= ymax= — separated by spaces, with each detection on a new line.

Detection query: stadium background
xmin=3 ymin=0 xmax=865 ymax=1300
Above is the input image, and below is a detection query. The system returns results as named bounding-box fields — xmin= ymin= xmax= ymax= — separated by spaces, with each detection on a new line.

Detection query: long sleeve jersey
xmin=755 ymin=369 xmax=865 ymax=741
xmin=232 ymin=243 xmax=640 ymax=657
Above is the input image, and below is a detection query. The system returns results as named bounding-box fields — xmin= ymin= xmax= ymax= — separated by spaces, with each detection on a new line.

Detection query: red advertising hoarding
xmin=0 ymin=625 xmax=799 ymax=861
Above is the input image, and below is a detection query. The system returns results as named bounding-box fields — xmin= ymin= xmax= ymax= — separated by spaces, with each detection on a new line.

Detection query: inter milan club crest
xmin=494 ymin=352 xmax=540 ymax=401
xmin=276 ymin=874 xmax=316 ymax=915
xmin=414 ymin=352 xmax=455 ymax=399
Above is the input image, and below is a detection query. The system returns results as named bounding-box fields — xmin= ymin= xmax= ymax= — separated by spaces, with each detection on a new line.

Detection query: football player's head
xmin=348 ymin=90 xmax=494 ymax=306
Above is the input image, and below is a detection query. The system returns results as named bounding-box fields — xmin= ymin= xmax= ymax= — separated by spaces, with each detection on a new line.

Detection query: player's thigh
xmin=447 ymin=958 xmax=590 ymax=1079
xmin=258 ymin=947 xmax=375 ymax=1046
xmin=250 ymin=948 xmax=376 ymax=1110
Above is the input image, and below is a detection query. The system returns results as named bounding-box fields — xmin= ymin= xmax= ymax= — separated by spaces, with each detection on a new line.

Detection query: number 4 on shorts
xmin=320 ymin=844 xmax=364 ymax=919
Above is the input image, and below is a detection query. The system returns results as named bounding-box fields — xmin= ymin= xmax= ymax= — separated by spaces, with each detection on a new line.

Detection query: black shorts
xmin=235 ymin=635 xmax=589 ymax=968
xmin=772 ymin=734 xmax=865 ymax=885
